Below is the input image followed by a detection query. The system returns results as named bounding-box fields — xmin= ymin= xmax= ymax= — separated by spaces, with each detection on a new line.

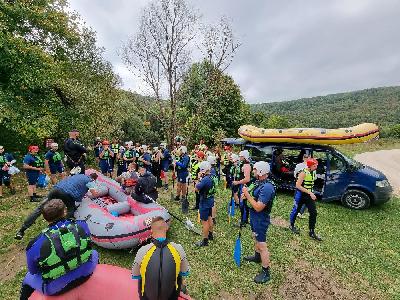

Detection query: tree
xmin=177 ymin=61 xmax=249 ymax=147
xmin=121 ymin=0 xmax=199 ymax=147
xmin=199 ymin=17 xmax=241 ymax=72
xmin=262 ymin=114 xmax=291 ymax=129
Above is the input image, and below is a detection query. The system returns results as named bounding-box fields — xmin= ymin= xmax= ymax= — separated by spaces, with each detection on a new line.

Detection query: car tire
xmin=341 ymin=189 xmax=371 ymax=210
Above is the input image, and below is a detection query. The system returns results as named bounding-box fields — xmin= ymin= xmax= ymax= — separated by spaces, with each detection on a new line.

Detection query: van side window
xmin=311 ymin=151 xmax=327 ymax=175
xmin=327 ymin=153 xmax=346 ymax=173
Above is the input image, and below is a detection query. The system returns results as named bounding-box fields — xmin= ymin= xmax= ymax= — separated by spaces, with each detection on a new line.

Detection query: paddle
xmin=233 ymin=224 xmax=242 ymax=267
xmin=228 ymin=189 xmax=235 ymax=224
xmin=145 ymin=195 xmax=201 ymax=235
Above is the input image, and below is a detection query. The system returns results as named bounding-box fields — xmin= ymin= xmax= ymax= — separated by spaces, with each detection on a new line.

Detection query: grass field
xmin=0 ymin=139 xmax=399 ymax=300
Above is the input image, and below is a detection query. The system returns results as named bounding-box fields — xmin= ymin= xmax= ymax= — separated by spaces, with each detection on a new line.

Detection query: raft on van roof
xmin=238 ymin=123 xmax=379 ymax=145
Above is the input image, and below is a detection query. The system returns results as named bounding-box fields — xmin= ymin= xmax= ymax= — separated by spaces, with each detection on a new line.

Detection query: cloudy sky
xmin=69 ymin=0 xmax=400 ymax=103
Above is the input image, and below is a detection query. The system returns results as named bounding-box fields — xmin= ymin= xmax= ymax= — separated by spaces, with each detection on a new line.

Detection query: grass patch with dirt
xmin=0 ymin=138 xmax=399 ymax=299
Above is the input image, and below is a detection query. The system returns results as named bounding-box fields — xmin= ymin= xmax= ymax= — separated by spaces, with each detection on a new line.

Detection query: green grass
xmin=1 ymin=138 xmax=399 ymax=299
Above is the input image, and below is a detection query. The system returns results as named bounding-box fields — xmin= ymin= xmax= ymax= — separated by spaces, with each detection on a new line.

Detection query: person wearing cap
xmin=173 ymin=146 xmax=190 ymax=213
xmin=232 ymin=150 xmax=252 ymax=226
xmin=98 ymin=140 xmax=115 ymax=177
xmin=23 ymin=146 xmax=44 ymax=202
xmin=138 ymin=145 xmax=152 ymax=173
xmin=289 ymin=158 xmax=322 ymax=241
xmin=132 ymin=160 xmax=158 ymax=203
xmin=116 ymin=145 xmax=126 ymax=176
xmin=194 ymin=161 xmax=217 ymax=247
xmin=207 ymin=155 xmax=219 ymax=225
xmin=190 ymin=151 xmax=205 ymax=210
xmin=44 ymin=143 xmax=65 ymax=184
xmin=160 ymin=142 xmax=171 ymax=191
xmin=0 ymin=145 xmax=16 ymax=197
xmin=15 ymin=173 xmax=101 ymax=240
xmin=241 ymin=161 xmax=275 ymax=284
xmin=64 ymin=129 xmax=87 ymax=175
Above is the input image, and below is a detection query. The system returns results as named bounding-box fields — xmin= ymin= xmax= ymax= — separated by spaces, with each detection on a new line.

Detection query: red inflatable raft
xmin=29 ymin=264 xmax=191 ymax=300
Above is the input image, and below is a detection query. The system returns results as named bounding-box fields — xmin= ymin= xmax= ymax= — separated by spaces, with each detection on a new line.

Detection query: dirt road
xmin=354 ymin=149 xmax=400 ymax=196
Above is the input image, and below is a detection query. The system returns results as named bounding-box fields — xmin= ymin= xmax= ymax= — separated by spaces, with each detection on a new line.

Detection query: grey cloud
xmin=69 ymin=0 xmax=400 ymax=103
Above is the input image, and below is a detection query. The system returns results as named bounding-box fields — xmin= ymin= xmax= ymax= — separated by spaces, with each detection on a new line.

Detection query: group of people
xmin=8 ymin=130 xmax=324 ymax=299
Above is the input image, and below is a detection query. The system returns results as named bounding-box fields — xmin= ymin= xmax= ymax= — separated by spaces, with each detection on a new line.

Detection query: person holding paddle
xmin=241 ymin=161 xmax=275 ymax=284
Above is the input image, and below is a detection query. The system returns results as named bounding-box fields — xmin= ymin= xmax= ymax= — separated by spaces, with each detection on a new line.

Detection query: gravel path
xmin=354 ymin=149 xmax=400 ymax=196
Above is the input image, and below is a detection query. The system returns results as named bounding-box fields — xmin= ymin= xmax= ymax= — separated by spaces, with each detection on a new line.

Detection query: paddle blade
xmin=233 ymin=236 xmax=241 ymax=267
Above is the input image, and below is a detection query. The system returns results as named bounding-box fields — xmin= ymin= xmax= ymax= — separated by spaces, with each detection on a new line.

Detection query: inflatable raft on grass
xmin=74 ymin=169 xmax=170 ymax=249
xmin=238 ymin=123 xmax=379 ymax=145
xmin=30 ymin=264 xmax=191 ymax=300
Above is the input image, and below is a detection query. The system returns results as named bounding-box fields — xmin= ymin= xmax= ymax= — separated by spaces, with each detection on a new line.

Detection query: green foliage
xmin=177 ymin=61 xmax=249 ymax=146
xmin=252 ymin=86 xmax=400 ymax=129
xmin=382 ymin=124 xmax=400 ymax=138
xmin=0 ymin=0 xmax=161 ymax=150
xmin=262 ymin=114 xmax=291 ymax=129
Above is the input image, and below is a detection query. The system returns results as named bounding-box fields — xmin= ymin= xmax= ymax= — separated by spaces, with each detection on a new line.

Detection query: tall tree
xmin=122 ymin=0 xmax=199 ymax=146
xmin=177 ymin=61 xmax=249 ymax=146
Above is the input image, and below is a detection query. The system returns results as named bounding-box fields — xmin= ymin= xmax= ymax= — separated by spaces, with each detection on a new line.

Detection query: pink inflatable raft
xmin=30 ymin=264 xmax=191 ymax=300
xmin=74 ymin=169 xmax=170 ymax=249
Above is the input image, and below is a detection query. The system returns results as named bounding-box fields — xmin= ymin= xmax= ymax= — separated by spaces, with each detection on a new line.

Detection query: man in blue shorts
xmin=15 ymin=173 xmax=100 ymax=240
xmin=194 ymin=161 xmax=217 ymax=247
xmin=23 ymin=145 xmax=44 ymax=202
xmin=174 ymin=146 xmax=190 ymax=213
xmin=241 ymin=161 xmax=275 ymax=284
xmin=45 ymin=143 xmax=66 ymax=184
xmin=160 ymin=142 xmax=171 ymax=190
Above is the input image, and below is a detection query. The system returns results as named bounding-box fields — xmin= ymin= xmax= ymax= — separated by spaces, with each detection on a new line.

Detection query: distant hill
xmin=251 ymin=86 xmax=400 ymax=128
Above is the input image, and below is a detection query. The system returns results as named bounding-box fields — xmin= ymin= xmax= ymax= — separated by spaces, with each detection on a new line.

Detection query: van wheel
xmin=341 ymin=189 xmax=371 ymax=209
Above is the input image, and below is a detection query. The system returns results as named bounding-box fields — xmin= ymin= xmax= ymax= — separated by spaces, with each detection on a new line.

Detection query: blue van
xmin=223 ymin=139 xmax=392 ymax=209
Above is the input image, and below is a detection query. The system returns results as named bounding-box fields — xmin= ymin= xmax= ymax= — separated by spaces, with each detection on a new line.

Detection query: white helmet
xmin=141 ymin=145 xmax=148 ymax=151
xmin=126 ymin=141 xmax=133 ymax=146
xmin=179 ymin=146 xmax=187 ymax=154
xmin=153 ymin=147 xmax=159 ymax=152
xmin=231 ymin=154 xmax=239 ymax=162
xmin=239 ymin=150 xmax=250 ymax=161
xmin=199 ymin=161 xmax=211 ymax=172
xmin=160 ymin=142 xmax=167 ymax=148
xmin=50 ymin=142 xmax=58 ymax=148
xmin=253 ymin=161 xmax=270 ymax=176
xmin=207 ymin=155 xmax=216 ymax=165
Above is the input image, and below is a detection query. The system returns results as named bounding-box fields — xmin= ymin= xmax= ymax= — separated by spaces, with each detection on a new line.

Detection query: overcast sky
xmin=69 ymin=0 xmax=400 ymax=103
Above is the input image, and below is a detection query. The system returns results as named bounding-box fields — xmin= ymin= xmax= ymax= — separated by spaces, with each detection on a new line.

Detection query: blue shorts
xmin=199 ymin=198 xmax=214 ymax=221
xmin=49 ymin=164 xmax=64 ymax=175
xmin=99 ymin=159 xmax=112 ymax=174
xmin=199 ymin=207 xmax=213 ymax=221
xmin=26 ymin=171 xmax=40 ymax=185
xmin=177 ymin=172 xmax=189 ymax=183
xmin=250 ymin=217 xmax=270 ymax=243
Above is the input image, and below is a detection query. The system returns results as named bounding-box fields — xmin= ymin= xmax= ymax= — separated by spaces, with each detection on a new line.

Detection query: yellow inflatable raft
xmin=238 ymin=123 xmax=379 ymax=145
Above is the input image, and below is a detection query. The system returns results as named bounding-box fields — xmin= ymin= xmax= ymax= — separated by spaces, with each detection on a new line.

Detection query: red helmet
xmin=196 ymin=151 xmax=205 ymax=159
xmin=102 ymin=140 xmax=110 ymax=145
xmin=306 ymin=158 xmax=318 ymax=168
xmin=28 ymin=145 xmax=39 ymax=152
